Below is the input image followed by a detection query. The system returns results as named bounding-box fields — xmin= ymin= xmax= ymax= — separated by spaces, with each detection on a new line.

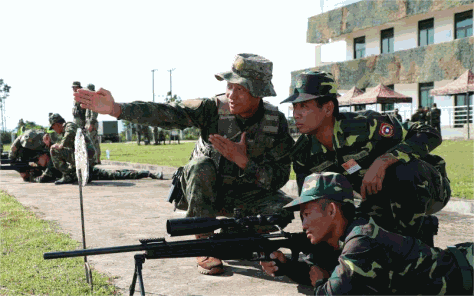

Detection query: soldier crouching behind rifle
xmin=74 ymin=53 xmax=296 ymax=275
xmin=7 ymin=128 xmax=61 ymax=182
xmin=260 ymin=172 xmax=473 ymax=295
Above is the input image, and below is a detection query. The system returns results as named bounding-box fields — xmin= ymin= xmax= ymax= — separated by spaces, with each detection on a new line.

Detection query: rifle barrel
xmin=44 ymin=243 xmax=153 ymax=259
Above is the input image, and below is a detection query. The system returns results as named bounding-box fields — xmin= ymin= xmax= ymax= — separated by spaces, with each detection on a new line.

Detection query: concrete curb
xmin=101 ymin=160 xmax=474 ymax=215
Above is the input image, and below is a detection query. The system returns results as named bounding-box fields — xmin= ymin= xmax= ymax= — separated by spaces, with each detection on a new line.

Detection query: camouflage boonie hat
xmin=284 ymin=172 xmax=354 ymax=211
xmin=281 ymin=71 xmax=338 ymax=104
xmin=72 ymin=81 xmax=82 ymax=88
xmin=87 ymin=84 xmax=95 ymax=91
xmin=49 ymin=113 xmax=65 ymax=130
xmin=20 ymin=129 xmax=45 ymax=150
xmin=215 ymin=53 xmax=277 ymax=98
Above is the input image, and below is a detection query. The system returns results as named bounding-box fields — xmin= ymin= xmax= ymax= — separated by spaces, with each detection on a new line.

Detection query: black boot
xmin=35 ymin=174 xmax=56 ymax=183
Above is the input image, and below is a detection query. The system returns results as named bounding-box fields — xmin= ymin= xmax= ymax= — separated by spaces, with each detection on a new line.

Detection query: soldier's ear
xmin=324 ymin=101 xmax=334 ymax=116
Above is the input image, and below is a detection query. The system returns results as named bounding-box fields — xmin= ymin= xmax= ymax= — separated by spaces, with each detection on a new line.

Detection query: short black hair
xmin=314 ymin=95 xmax=339 ymax=117
xmin=317 ymin=198 xmax=355 ymax=221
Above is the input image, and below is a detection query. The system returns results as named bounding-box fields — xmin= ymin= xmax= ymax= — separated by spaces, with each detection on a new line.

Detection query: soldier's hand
xmin=85 ymin=124 xmax=94 ymax=133
xmin=43 ymin=134 xmax=51 ymax=147
xmin=209 ymin=132 xmax=248 ymax=169
xmin=51 ymin=143 xmax=63 ymax=150
xmin=259 ymin=251 xmax=287 ymax=277
xmin=309 ymin=265 xmax=330 ymax=287
xmin=360 ymin=154 xmax=397 ymax=200
xmin=74 ymin=88 xmax=119 ymax=116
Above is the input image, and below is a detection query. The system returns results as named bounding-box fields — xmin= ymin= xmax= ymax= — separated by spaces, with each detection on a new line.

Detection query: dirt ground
xmin=1 ymin=164 xmax=473 ymax=295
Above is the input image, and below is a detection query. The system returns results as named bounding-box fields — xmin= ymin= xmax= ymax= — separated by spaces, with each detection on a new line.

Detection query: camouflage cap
xmin=20 ymin=129 xmax=45 ymax=150
xmin=49 ymin=113 xmax=65 ymax=130
xmin=284 ymin=172 xmax=354 ymax=211
xmin=215 ymin=53 xmax=277 ymax=98
xmin=281 ymin=71 xmax=338 ymax=104
xmin=87 ymin=84 xmax=95 ymax=91
xmin=72 ymin=81 xmax=82 ymax=88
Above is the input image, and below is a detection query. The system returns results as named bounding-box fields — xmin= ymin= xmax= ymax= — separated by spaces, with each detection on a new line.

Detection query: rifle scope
xmin=166 ymin=214 xmax=291 ymax=237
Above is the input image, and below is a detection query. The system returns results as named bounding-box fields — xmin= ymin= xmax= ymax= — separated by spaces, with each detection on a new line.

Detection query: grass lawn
xmin=431 ymin=140 xmax=473 ymax=199
xmin=0 ymin=191 xmax=119 ymax=295
xmin=3 ymin=139 xmax=473 ymax=198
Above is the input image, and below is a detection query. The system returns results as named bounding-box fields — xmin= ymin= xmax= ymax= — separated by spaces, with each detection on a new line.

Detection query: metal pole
xmin=168 ymin=68 xmax=176 ymax=99
xmin=152 ymin=69 xmax=158 ymax=102
xmin=467 ymin=92 xmax=471 ymax=140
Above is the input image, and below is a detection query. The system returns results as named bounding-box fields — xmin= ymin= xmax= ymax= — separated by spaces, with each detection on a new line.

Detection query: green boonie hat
xmin=87 ymin=84 xmax=95 ymax=91
xmin=284 ymin=172 xmax=354 ymax=211
xmin=281 ymin=71 xmax=338 ymax=104
xmin=49 ymin=113 xmax=65 ymax=130
xmin=215 ymin=53 xmax=277 ymax=98
xmin=72 ymin=81 xmax=82 ymax=88
xmin=20 ymin=129 xmax=45 ymax=150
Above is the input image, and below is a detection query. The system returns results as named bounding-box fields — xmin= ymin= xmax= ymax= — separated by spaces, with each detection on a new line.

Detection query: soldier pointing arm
xmin=74 ymin=53 xmax=295 ymax=275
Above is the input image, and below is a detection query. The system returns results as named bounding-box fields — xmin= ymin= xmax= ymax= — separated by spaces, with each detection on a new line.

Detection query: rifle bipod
xmin=129 ymin=254 xmax=146 ymax=296
xmin=129 ymin=237 xmax=166 ymax=296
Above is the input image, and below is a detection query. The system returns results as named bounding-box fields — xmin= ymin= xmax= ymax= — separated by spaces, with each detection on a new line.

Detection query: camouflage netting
xmin=291 ymin=37 xmax=474 ymax=91
xmin=307 ymin=0 xmax=474 ymax=44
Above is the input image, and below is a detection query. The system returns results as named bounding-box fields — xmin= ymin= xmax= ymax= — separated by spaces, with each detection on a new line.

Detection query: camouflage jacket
xmin=9 ymin=129 xmax=50 ymax=160
xmin=74 ymin=100 xmax=98 ymax=129
xmin=291 ymin=110 xmax=442 ymax=195
xmin=118 ymin=95 xmax=294 ymax=191
xmin=314 ymin=215 xmax=473 ymax=295
xmin=85 ymin=109 xmax=99 ymax=130
xmin=57 ymin=122 xmax=94 ymax=152
xmin=73 ymin=101 xmax=87 ymax=128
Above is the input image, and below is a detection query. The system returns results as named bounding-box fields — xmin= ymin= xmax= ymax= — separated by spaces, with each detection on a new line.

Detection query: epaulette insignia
xmin=379 ymin=123 xmax=394 ymax=137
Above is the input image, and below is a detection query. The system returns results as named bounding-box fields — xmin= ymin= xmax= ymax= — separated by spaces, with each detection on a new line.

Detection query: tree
xmin=165 ymin=91 xmax=182 ymax=104
xmin=0 ymin=79 xmax=11 ymax=133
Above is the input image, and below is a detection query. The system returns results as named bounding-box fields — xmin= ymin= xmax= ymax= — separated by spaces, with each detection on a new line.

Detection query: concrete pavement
xmin=1 ymin=163 xmax=473 ymax=295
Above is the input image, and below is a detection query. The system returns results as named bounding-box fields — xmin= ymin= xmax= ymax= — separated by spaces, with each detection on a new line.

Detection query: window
xmin=354 ymin=105 xmax=366 ymax=111
xmin=382 ymin=84 xmax=395 ymax=112
xmin=353 ymin=36 xmax=366 ymax=59
xmin=418 ymin=18 xmax=434 ymax=46
xmin=419 ymin=82 xmax=434 ymax=109
xmin=381 ymin=28 xmax=394 ymax=54
xmin=455 ymin=10 xmax=473 ymax=39
xmin=454 ymin=93 xmax=473 ymax=127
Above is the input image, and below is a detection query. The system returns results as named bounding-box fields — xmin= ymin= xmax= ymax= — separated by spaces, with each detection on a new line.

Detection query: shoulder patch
xmin=182 ymin=99 xmax=203 ymax=110
xmin=379 ymin=123 xmax=394 ymax=138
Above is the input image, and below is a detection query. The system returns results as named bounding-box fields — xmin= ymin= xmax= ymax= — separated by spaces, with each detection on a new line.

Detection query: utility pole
xmin=151 ymin=69 xmax=158 ymax=102
xmin=168 ymin=68 xmax=176 ymax=99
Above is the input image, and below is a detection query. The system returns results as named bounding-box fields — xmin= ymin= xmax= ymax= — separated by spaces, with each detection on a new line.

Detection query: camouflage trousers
xmin=176 ymin=157 xmax=294 ymax=229
xmin=358 ymin=158 xmax=451 ymax=243
xmin=153 ymin=127 xmax=159 ymax=145
xmin=88 ymin=129 xmax=101 ymax=164
xmin=51 ymin=147 xmax=96 ymax=177
xmin=90 ymin=167 xmax=149 ymax=180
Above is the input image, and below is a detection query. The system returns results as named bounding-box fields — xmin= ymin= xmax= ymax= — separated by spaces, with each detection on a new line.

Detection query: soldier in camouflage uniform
xmin=72 ymin=81 xmax=87 ymax=129
xmin=89 ymin=167 xmax=163 ymax=181
xmin=9 ymin=128 xmax=61 ymax=182
xmin=48 ymin=113 xmax=96 ymax=185
xmin=136 ymin=124 xmax=151 ymax=145
xmin=153 ymin=126 xmax=159 ymax=145
xmin=430 ymin=103 xmax=442 ymax=133
xmin=282 ymin=71 xmax=450 ymax=246
xmin=261 ymin=173 xmax=473 ymax=295
xmin=85 ymin=84 xmax=101 ymax=164
xmin=74 ymin=53 xmax=295 ymax=275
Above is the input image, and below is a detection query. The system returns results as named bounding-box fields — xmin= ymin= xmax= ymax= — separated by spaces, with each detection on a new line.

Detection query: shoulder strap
xmin=447 ymin=245 xmax=473 ymax=292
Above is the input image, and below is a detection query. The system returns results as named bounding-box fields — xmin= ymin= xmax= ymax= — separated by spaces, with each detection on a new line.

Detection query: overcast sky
xmin=1 ymin=0 xmax=358 ymax=132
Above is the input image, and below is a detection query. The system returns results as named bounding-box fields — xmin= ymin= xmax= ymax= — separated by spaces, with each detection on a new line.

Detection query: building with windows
xmin=291 ymin=0 xmax=473 ymax=130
